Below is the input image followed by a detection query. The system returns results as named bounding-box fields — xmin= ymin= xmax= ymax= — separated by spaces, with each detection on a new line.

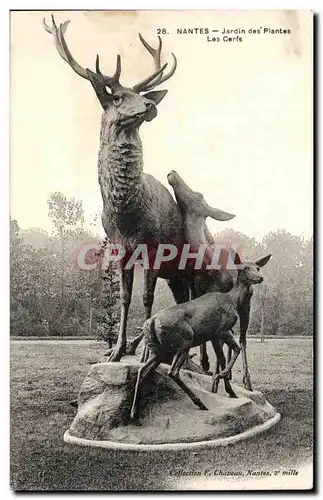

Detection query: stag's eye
xmin=113 ymin=94 xmax=122 ymax=106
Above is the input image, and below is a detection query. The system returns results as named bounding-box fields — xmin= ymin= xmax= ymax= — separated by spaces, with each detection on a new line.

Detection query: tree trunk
xmin=260 ymin=302 xmax=265 ymax=343
xmin=260 ymin=287 xmax=266 ymax=343
xmin=88 ymin=292 xmax=93 ymax=336
xmin=60 ymin=237 xmax=65 ymax=309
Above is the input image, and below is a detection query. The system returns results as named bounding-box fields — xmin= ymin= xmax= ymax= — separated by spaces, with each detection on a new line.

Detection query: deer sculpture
xmin=167 ymin=170 xmax=237 ymax=372
xmin=130 ymin=186 xmax=271 ymax=420
xmin=214 ymin=253 xmax=272 ymax=391
xmin=130 ymin=252 xmax=271 ymax=420
xmin=168 ymin=170 xmax=272 ymax=391
xmin=130 ymin=289 xmax=242 ymax=420
xmin=44 ymin=15 xmax=235 ymax=363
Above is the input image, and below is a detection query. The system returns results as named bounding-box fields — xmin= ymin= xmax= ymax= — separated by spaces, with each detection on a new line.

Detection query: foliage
xmin=10 ymin=193 xmax=120 ymax=338
xmin=94 ymin=262 xmax=120 ymax=347
xmin=213 ymin=228 xmax=313 ymax=337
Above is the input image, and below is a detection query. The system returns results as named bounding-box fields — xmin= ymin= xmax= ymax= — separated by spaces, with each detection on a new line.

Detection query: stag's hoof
xmin=211 ymin=382 xmax=219 ymax=394
xmin=225 ymin=384 xmax=238 ymax=398
xmin=243 ymin=375 xmax=253 ymax=392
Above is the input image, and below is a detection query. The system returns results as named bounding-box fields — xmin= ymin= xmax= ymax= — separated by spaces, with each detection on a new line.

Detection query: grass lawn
xmin=10 ymin=338 xmax=313 ymax=491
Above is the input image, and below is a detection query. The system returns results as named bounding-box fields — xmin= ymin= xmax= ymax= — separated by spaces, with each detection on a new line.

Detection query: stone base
xmin=64 ymin=357 xmax=280 ymax=450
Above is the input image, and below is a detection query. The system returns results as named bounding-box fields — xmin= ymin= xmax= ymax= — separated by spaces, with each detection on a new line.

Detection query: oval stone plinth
xmin=64 ymin=358 xmax=280 ymax=450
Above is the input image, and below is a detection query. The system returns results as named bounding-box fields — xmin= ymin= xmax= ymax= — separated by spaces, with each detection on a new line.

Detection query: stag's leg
xmin=169 ymin=347 xmax=208 ymax=411
xmin=211 ymin=339 xmax=237 ymax=398
xmin=213 ymin=356 xmax=221 ymax=390
xmin=143 ymin=270 xmax=158 ymax=318
xmin=240 ymin=332 xmax=252 ymax=391
xmin=167 ymin=276 xmax=190 ymax=304
xmin=227 ymin=341 xmax=233 ymax=380
xmin=108 ymin=266 xmax=134 ymax=362
xmin=130 ymin=353 xmax=163 ymax=421
xmin=199 ymin=344 xmax=210 ymax=373
xmin=128 ymin=270 xmax=158 ymax=356
xmin=239 ymin=306 xmax=253 ymax=391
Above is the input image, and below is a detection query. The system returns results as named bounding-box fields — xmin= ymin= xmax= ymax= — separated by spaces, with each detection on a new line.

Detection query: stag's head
xmin=43 ymin=15 xmax=177 ymax=128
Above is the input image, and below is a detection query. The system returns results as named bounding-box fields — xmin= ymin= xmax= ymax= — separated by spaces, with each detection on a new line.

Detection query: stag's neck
xmin=98 ymin=117 xmax=143 ymax=212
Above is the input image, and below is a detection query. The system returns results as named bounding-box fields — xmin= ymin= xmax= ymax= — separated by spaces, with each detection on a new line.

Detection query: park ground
xmin=10 ymin=337 xmax=313 ymax=491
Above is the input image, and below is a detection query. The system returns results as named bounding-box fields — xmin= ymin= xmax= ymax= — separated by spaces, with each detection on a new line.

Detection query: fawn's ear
xmin=255 ymin=254 xmax=272 ymax=268
xmin=143 ymin=90 xmax=168 ymax=105
xmin=86 ymin=69 xmax=113 ymax=109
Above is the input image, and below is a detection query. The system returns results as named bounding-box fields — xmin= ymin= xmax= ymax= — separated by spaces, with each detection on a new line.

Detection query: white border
xmin=5 ymin=2 xmax=317 ymax=498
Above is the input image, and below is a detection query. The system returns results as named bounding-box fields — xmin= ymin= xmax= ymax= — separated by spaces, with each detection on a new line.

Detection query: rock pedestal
xmin=64 ymin=357 xmax=280 ymax=449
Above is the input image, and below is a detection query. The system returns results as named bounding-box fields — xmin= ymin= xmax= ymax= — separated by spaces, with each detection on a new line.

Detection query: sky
xmin=10 ymin=10 xmax=313 ymax=241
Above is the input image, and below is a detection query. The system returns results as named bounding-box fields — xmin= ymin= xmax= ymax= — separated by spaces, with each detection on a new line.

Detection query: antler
xmin=95 ymin=54 xmax=122 ymax=92
xmin=43 ymin=15 xmax=71 ymax=63
xmin=44 ymin=15 xmax=177 ymax=94
xmin=43 ymin=15 xmax=122 ymax=91
xmin=133 ymin=34 xmax=177 ymax=93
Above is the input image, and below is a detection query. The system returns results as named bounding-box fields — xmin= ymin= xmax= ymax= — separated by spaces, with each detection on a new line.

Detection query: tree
xmin=95 ymin=265 xmax=120 ymax=347
xmin=10 ymin=209 xmax=312 ymax=339
xmin=213 ymin=228 xmax=265 ymax=262
xmin=47 ymin=192 xmax=84 ymax=307
xmin=92 ymin=239 xmax=120 ymax=346
xmin=213 ymin=228 xmax=313 ymax=337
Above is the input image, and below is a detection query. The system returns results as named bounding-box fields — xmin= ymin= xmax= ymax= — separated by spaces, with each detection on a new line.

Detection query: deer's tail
xmin=143 ymin=317 xmax=162 ymax=353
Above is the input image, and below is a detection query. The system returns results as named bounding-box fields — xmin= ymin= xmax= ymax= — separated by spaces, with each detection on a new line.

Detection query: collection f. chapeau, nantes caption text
xmin=168 ymin=468 xmax=299 ymax=477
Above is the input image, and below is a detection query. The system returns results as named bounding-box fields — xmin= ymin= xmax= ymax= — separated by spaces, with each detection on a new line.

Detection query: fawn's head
xmin=44 ymin=16 xmax=177 ymax=130
xmin=167 ymin=170 xmax=235 ymax=222
xmin=234 ymin=253 xmax=272 ymax=285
